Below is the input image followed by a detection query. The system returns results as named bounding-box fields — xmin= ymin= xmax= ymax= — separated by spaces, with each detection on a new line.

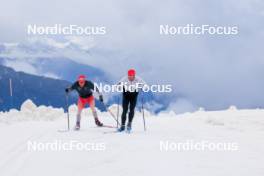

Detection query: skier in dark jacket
xmin=117 ymin=69 xmax=146 ymax=132
xmin=65 ymin=75 xmax=104 ymax=130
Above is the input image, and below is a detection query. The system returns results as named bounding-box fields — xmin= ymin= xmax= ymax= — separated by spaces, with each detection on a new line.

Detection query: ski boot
xmin=126 ymin=122 xmax=132 ymax=133
xmin=74 ymin=122 xmax=80 ymax=131
xmin=117 ymin=125 xmax=125 ymax=132
xmin=95 ymin=118 xmax=103 ymax=127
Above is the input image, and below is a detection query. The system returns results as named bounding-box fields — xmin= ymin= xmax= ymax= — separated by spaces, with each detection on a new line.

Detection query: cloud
xmin=0 ymin=0 xmax=264 ymax=111
xmin=167 ymin=98 xmax=198 ymax=114
xmin=3 ymin=59 xmax=60 ymax=79
xmin=4 ymin=60 xmax=38 ymax=75
xmin=42 ymin=72 xmax=61 ymax=79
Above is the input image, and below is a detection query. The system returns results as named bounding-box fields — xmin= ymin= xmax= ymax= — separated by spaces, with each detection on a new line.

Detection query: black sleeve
xmin=70 ymin=81 xmax=79 ymax=90
xmin=87 ymin=81 xmax=95 ymax=90
xmin=88 ymin=80 xmax=101 ymax=93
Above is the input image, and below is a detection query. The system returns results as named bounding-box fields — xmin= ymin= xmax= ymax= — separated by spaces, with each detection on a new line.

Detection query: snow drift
xmin=0 ymin=99 xmax=264 ymax=176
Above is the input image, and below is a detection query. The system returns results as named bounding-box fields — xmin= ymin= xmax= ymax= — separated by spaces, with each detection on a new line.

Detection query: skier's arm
xmin=116 ymin=76 xmax=127 ymax=85
xmin=65 ymin=82 xmax=78 ymax=93
xmin=136 ymin=76 xmax=147 ymax=89
xmin=92 ymin=82 xmax=104 ymax=102
xmin=113 ymin=76 xmax=127 ymax=92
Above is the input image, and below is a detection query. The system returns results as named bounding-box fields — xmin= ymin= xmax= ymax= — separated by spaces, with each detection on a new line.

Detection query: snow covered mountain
xmin=0 ymin=37 xmax=110 ymax=82
xmin=0 ymin=37 xmax=176 ymax=113
xmin=0 ymin=37 xmax=94 ymax=58
xmin=0 ymin=57 xmax=109 ymax=82
xmin=0 ymin=37 xmax=111 ymax=82
xmin=0 ymin=100 xmax=263 ymax=176
xmin=0 ymin=65 xmax=105 ymax=111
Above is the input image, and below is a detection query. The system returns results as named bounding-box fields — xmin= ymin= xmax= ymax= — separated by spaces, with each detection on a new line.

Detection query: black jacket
xmin=70 ymin=80 xmax=98 ymax=98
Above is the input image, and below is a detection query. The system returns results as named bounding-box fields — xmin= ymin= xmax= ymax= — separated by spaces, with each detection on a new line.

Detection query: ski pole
xmin=9 ymin=78 xmax=13 ymax=109
xmin=141 ymin=96 xmax=146 ymax=131
xmin=116 ymin=96 xmax=120 ymax=128
xmin=65 ymin=93 xmax=70 ymax=131
xmin=102 ymin=103 xmax=121 ymax=126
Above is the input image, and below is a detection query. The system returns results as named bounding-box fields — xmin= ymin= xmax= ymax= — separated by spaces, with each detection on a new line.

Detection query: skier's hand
xmin=65 ymin=88 xmax=70 ymax=93
xmin=99 ymin=95 xmax=104 ymax=102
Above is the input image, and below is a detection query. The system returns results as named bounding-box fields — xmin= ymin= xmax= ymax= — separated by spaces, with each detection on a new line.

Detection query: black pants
xmin=121 ymin=92 xmax=138 ymax=126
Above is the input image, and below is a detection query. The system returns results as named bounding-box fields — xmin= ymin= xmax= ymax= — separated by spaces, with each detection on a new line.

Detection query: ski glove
xmin=65 ymin=88 xmax=71 ymax=93
xmin=99 ymin=95 xmax=104 ymax=102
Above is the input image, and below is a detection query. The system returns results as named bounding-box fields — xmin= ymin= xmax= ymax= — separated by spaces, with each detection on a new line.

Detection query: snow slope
xmin=0 ymin=100 xmax=264 ymax=176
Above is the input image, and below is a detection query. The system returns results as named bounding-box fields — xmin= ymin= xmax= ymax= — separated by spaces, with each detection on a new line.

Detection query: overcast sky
xmin=0 ymin=0 xmax=264 ymax=111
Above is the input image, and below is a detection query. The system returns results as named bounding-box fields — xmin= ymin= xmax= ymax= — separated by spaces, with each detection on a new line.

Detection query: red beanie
xmin=78 ymin=75 xmax=86 ymax=80
xmin=128 ymin=69 xmax=136 ymax=76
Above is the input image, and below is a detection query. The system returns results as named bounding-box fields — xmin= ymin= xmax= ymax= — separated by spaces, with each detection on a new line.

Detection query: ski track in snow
xmin=0 ymin=102 xmax=264 ymax=176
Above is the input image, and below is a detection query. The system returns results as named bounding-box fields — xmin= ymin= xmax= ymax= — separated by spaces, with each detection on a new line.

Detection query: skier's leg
xmin=121 ymin=95 xmax=129 ymax=127
xmin=77 ymin=98 xmax=85 ymax=123
xmin=128 ymin=93 xmax=138 ymax=127
xmin=88 ymin=96 xmax=103 ymax=126
xmin=76 ymin=98 xmax=84 ymax=129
